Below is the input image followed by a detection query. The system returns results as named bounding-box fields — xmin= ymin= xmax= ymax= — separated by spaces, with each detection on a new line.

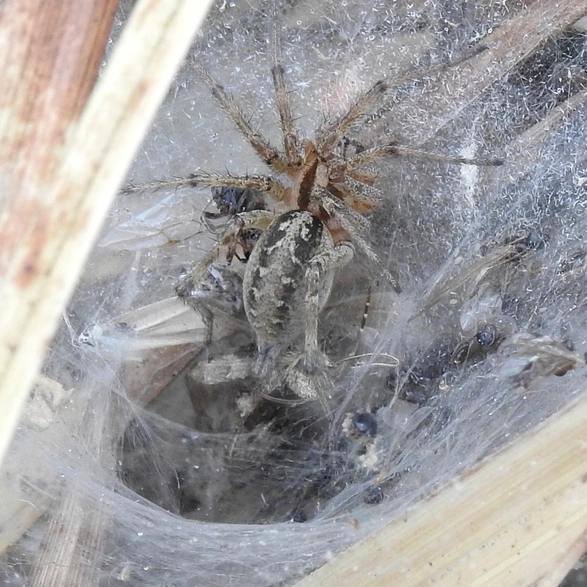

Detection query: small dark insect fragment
xmin=507 ymin=229 xmax=548 ymax=255
xmin=206 ymin=186 xmax=267 ymax=220
xmin=557 ymin=250 xmax=586 ymax=275
xmin=499 ymin=333 xmax=583 ymax=388
xmin=343 ymin=411 xmax=378 ymax=440
xmin=452 ymin=323 xmax=502 ymax=366
xmin=476 ymin=323 xmax=499 ymax=347
xmin=203 ymin=187 xmax=267 ymax=263
xmin=363 ymin=484 xmax=384 ymax=505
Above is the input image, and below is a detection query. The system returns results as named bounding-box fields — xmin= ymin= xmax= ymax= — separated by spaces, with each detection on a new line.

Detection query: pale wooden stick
xmin=29 ymin=476 xmax=110 ymax=587
xmin=374 ymin=0 xmax=587 ymax=147
xmin=296 ymin=391 xmax=587 ymax=587
xmin=0 ymin=1 xmax=214 ymax=581
xmin=0 ymin=0 xmax=213 ymax=468
xmin=506 ymin=87 xmax=587 ymax=182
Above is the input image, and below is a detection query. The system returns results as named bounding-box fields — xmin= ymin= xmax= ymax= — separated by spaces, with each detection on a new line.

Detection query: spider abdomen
xmin=243 ymin=210 xmax=334 ymax=346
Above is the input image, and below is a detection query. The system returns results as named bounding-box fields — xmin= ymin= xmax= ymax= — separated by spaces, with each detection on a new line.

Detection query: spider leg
xmin=346 ymin=166 xmax=378 ymax=186
xmin=317 ymin=188 xmax=400 ymax=291
xmin=202 ymin=211 xmax=224 ymax=220
xmin=315 ymin=47 xmax=488 ymax=155
xmin=304 ymin=243 xmax=354 ymax=357
xmin=176 ymin=209 xmax=275 ymax=299
xmin=194 ymin=63 xmax=290 ymax=173
xmin=286 ymin=240 xmax=354 ymax=411
xmin=316 ymin=79 xmax=388 ymax=156
xmin=347 ymin=144 xmax=503 ymax=168
xmin=321 ymin=189 xmax=372 ymax=233
xmin=330 ymin=176 xmax=384 ymax=212
xmin=348 ymin=228 xmax=401 ymax=293
xmin=270 ymin=25 xmax=301 ymax=166
xmin=122 ymin=172 xmax=287 ymax=201
xmin=176 ymin=263 xmax=247 ymax=348
xmin=328 ymin=202 xmax=401 ymax=293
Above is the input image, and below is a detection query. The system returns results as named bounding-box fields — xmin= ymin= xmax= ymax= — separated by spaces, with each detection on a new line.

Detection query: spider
xmin=126 ymin=33 xmax=502 ymax=408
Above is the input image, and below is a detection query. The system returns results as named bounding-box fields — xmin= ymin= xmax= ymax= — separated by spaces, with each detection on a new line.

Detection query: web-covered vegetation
xmin=3 ymin=1 xmax=587 ymax=586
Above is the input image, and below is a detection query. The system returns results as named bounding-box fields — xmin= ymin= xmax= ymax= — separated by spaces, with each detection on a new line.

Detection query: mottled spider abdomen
xmin=243 ymin=210 xmax=334 ymax=348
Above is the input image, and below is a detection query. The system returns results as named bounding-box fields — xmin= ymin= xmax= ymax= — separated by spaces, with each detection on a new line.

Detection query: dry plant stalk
xmin=28 ymin=481 xmax=110 ymax=587
xmin=0 ymin=0 xmax=117 ymax=460
xmin=0 ymin=0 xmax=214 ymax=582
xmin=385 ymin=0 xmax=587 ymax=145
xmin=297 ymin=391 xmax=587 ymax=587
xmin=508 ymin=86 xmax=587 ymax=180
xmin=0 ymin=0 xmax=213 ymax=468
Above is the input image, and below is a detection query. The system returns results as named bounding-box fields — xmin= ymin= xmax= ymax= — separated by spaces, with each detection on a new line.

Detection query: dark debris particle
xmin=350 ymin=412 xmax=377 ymax=438
xmin=363 ymin=485 xmax=384 ymax=505
xmin=476 ymin=324 xmax=498 ymax=347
